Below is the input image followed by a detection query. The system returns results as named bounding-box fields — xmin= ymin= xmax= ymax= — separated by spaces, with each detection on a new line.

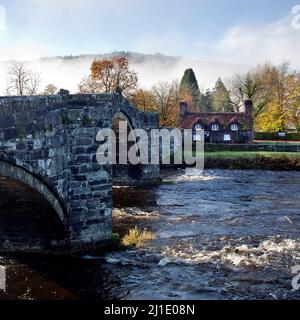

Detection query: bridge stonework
xmin=0 ymin=93 xmax=160 ymax=254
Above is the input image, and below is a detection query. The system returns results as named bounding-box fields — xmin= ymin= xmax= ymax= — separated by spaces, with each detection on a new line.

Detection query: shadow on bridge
xmin=0 ymin=176 xmax=68 ymax=254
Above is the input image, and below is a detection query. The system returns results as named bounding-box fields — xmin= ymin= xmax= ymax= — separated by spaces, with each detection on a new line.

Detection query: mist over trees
xmin=2 ymin=54 xmax=300 ymax=132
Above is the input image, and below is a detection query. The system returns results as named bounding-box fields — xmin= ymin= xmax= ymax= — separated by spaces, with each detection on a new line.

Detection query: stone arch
xmin=111 ymin=95 xmax=143 ymax=130
xmin=111 ymin=110 xmax=143 ymax=185
xmin=0 ymin=160 xmax=68 ymax=227
xmin=112 ymin=110 xmax=135 ymax=130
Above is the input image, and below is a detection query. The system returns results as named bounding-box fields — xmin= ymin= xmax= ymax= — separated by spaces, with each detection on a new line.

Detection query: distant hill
xmin=0 ymin=51 xmax=249 ymax=94
xmin=39 ymin=51 xmax=181 ymax=66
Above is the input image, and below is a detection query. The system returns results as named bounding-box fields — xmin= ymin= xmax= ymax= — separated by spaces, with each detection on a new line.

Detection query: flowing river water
xmin=1 ymin=169 xmax=300 ymax=300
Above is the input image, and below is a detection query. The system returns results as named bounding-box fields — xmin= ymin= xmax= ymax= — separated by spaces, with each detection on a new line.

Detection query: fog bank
xmin=0 ymin=53 xmax=250 ymax=95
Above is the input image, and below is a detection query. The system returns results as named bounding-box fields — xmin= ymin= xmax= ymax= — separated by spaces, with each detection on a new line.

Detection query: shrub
xmin=122 ymin=227 xmax=155 ymax=248
xmin=255 ymin=132 xmax=300 ymax=141
xmin=82 ymin=115 xmax=92 ymax=126
xmin=61 ymin=115 xmax=74 ymax=126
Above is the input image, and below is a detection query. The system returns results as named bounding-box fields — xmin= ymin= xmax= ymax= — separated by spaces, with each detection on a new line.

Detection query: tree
xmin=284 ymin=73 xmax=300 ymax=133
xmin=229 ymin=65 xmax=273 ymax=116
xmin=246 ymin=62 xmax=299 ymax=132
xmin=78 ymin=56 xmax=138 ymax=97
xmin=43 ymin=84 xmax=58 ymax=95
xmin=78 ymin=75 xmax=102 ymax=94
xmin=152 ymin=81 xmax=180 ymax=127
xmin=6 ymin=62 xmax=41 ymax=96
xmin=129 ymin=89 xmax=158 ymax=113
xmin=267 ymin=63 xmax=291 ymax=130
xmin=199 ymin=89 xmax=213 ymax=112
xmin=179 ymin=68 xmax=200 ymax=110
xmin=211 ymin=78 xmax=233 ymax=112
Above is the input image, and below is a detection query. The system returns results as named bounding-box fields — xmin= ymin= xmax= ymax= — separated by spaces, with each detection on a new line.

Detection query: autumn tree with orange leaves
xmin=129 ymin=82 xmax=180 ymax=127
xmin=78 ymin=56 xmax=138 ymax=97
xmin=79 ymin=56 xmax=182 ymax=127
xmin=129 ymin=89 xmax=158 ymax=113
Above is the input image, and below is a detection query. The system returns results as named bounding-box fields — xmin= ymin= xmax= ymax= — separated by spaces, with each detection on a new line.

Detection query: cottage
xmin=177 ymin=100 xmax=254 ymax=144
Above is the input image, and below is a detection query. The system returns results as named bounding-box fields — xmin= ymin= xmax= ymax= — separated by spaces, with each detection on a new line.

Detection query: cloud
xmin=213 ymin=15 xmax=300 ymax=68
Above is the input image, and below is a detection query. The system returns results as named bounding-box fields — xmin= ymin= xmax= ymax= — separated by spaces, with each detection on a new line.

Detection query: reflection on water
xmin=1 ymin=169 xmax=300 ymax=300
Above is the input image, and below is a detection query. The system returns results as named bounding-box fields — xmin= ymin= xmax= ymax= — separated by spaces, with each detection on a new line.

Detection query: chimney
xmin=241 ymin=100 xmax=253 ymax=115
xmin=180 ymin=101 xmax=188 ymax=118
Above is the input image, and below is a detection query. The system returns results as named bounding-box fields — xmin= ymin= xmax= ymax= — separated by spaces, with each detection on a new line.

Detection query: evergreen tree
xmin=212 ymin=78 xmax=233 ymax=112
xmin=180 ymin=68 xmax=200 ymax=92
xmin=179 ymin=68 xmax=200 ymax=110
xmin=199 ymin=89 xmax=213 ymax=112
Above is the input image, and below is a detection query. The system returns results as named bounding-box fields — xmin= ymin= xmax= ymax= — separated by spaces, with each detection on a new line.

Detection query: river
xmin=1 ymin=169 xmax=300 ymax=300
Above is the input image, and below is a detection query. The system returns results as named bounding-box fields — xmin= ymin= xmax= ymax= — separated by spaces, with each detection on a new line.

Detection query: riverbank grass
xmin=122 ymin=227 xmax=156 ymax=248
xmin=204 ymin=152 xmax=300 ymax=170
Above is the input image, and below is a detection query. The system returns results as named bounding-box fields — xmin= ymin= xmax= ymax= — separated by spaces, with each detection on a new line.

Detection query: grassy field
xmin=181 ymin=150 xmax=300 ymax=170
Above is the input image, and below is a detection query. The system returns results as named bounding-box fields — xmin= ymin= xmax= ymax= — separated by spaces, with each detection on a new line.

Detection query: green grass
xmin=203 ymin=151 xmax=300 ymax=159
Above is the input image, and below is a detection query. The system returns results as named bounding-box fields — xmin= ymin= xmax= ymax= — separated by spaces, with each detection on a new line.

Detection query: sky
xmin=0 ymin=0 xmax=300 ymax=91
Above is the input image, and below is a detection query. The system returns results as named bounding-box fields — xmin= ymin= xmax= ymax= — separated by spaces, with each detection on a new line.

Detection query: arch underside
xmin=0 ymin=161 xmax=68 ymax=253
xmin=112 ymin=111 xmax=142 ymax=186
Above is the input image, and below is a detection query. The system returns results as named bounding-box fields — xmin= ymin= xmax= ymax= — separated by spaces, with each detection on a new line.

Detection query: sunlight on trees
xmin=76 ymin=56 xmax=300 ymax=131
xmin=253 ymin=63 xmax=300 ymax=132
xmin=151 ymin=81 xmax=180 ymax=127
xmin=78 ymin=56 xmax=138 ymax=97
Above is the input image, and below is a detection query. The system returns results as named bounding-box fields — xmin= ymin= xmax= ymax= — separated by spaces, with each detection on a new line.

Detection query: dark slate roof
xmin=177 ymin=112 xmax=249 ymax=129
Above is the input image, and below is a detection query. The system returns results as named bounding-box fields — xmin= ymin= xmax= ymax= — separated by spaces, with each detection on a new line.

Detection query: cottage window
xmin=195 ymin=124 xmax=202 ymax=130
xmin=212 ymin=124 xmax=219 ymax=131
xmin=231 ymin=124 xmax=238 ymax=131
xmin=224 ymin=134 xmax=231 ymax=141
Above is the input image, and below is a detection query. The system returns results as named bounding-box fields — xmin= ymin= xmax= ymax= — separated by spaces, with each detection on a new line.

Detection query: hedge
xmin=255 ymin=132 xmax=300 ymax=141
xmin=204 ymin=143 xmax=300 ymax=152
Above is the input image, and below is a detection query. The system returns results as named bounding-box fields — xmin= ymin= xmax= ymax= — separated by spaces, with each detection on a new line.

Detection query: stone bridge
xmin=0 ymin=93 xmax=160 ymax=254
